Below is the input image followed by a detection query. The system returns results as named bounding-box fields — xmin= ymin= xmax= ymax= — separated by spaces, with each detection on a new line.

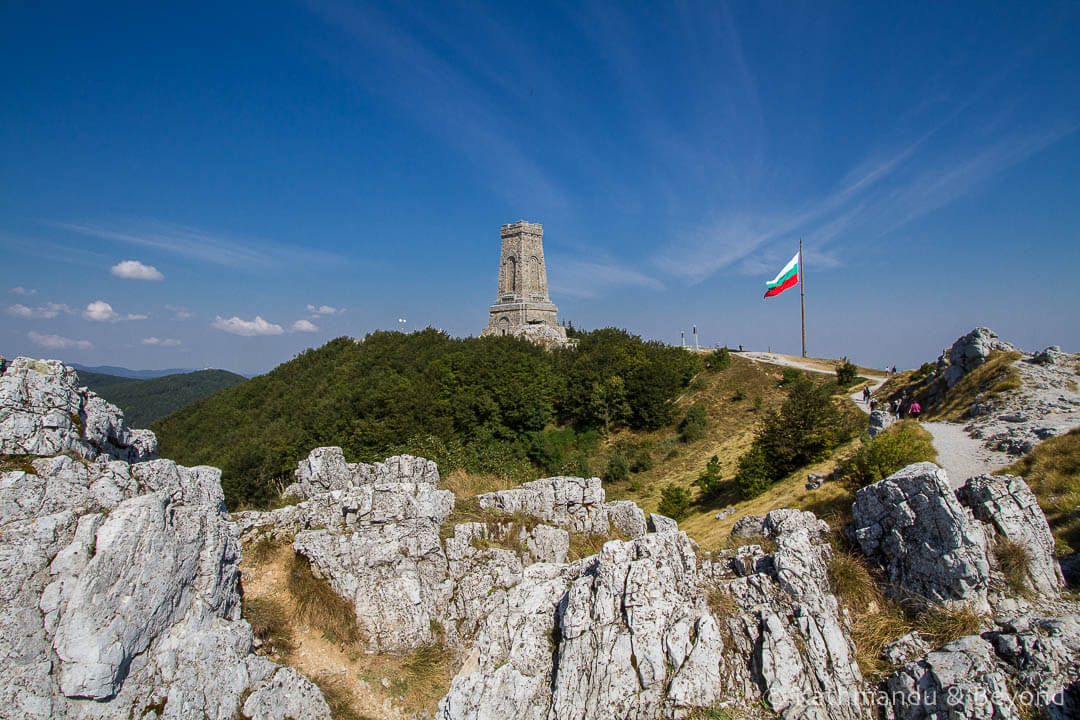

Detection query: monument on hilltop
xmin=480 ymin=221 xmax=568 ymax=348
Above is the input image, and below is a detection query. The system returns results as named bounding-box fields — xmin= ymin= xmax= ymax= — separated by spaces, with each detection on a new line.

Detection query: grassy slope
xmin=595 ymin=354 xmax=870 ymax=551
xmin=874 ymin=350 xmax=1023 ymax=421
xmin=1000 ymin=427 xmax=1080 ymax=555
xmin=78 ymin=369 xmax=246 ymax=428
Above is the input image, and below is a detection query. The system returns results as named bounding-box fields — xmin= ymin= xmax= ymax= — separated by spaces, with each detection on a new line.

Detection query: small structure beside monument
xmin=481 ymin=221 xmax=568 ymax=348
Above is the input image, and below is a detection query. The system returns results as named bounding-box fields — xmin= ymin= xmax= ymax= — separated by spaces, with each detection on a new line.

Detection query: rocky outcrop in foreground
xmin=0 ymin=357 xmax=329 ymax=719
xmin=851 ymin=462 xmax=1063 ymax=612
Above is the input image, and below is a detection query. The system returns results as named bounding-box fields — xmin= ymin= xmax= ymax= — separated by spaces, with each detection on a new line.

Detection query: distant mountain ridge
xmin=70 ymin=363 xmax=198 ymax=379
xmin=76 ymin=368 xmax=247 ymax=428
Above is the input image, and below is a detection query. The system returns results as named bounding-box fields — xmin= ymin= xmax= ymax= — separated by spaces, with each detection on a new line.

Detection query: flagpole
xmin=799 ymin=238 xmax=806 ymax=358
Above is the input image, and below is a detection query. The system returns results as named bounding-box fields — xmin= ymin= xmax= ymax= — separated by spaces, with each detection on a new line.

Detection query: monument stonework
xmin=481 ymin=221 xmax=568 ymax=347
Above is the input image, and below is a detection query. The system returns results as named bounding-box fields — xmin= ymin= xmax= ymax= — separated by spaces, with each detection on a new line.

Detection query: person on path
xmin=910 ymin=401 xmax=922 ymax=421
xmin=862 ymin=386 xmax=871 ymax=404
xmin=869 ymin=398 xmax=878 ymax=412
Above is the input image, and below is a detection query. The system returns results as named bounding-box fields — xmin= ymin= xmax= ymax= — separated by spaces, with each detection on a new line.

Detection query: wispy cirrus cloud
xmin=165 ymin=305 xmax=193 ymax=320
xmin=50 ymin=219 xmax=343 ymax=271
xmin=9 ymin=286 xmax=37 ymax=295
xmin=547 ymin=255 xmax=664 ymax=299
xmin=141 ymin=337 xmax=181 ymax=346
xmin=212 ymin=315 xmax=284 ymax=336
xmin=28 ymin=331 xmax=91 ymax=350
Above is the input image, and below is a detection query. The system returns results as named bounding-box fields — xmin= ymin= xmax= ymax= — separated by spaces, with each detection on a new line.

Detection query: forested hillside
xmin=153 ymin=329 xmax=701 ymax=509
xmin=78 ymin=368 xmax=245 ymax=428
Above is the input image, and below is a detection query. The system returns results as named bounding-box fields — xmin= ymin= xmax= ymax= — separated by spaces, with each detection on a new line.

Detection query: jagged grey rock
xmin=0 ymin=357 xmax=156 ymax=462
xmin=886 ymin=635 xmax=1019 ymax=719
xmin=881 ymin=632 xmax=930 ymax=666
xmin=477 ymin=476 xmax=610 ymax=535
xmin=956 ymin=473 xmax=1064 ymax=597
xmin=241 ymin=666 xmax=332 ymax=720
xmin=944 ymin=327 xmax=1016 ymax=387
xmin=0 ymin=357 xmax=330 ymax=719
xmin=851 ymin=462 xmax=991 ymax=610
xmin=442 ymin=509 xmax=874 ymax=719
xmin=283 ymin=447 xmax=441 ymax=501
xmin=730 ymin=515 xmax=765 ymax=538
xmin=988 ymin=615 xmax=1080 ymax=719
xmin=648 ymin=511 xmax=678 ymax=533
xmin=603 ymin=499 xmax=647 ymax=538
xmin=867 ymin=408 xmax=895 ymax=438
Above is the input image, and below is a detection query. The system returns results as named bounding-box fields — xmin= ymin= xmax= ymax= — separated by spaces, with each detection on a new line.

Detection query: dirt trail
xmin=921 ymin=421 xmax=1012 ymax=488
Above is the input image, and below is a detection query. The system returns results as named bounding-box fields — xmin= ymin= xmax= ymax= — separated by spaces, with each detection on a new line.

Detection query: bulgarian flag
xmin=764 ymin=251 xmax=799 ymax=298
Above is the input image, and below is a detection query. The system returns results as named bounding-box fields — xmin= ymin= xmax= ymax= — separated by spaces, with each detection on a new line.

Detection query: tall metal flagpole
xmin=799 ymin=238 xmax=806 ymax=358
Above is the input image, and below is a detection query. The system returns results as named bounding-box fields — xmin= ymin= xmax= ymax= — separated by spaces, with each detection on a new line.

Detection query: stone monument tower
xmin=481 ymin=221 xmax=568 ymax=346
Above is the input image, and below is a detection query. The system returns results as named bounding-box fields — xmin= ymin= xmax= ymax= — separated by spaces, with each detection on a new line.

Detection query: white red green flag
xmin=764 ymin=252 xmax=799 ymax=298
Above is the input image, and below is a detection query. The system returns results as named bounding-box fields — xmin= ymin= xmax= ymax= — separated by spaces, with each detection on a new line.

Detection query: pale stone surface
xmin=851 ymin=462 xmax=991 ymax=611
xmin=0 ymin=357 xmax=329 ymax=719
xmin=956 ymin=473 xmax=1064 ymax=597
xmin=0 ymin=357 xmax=156 ymax=462
xmin=887 ymin=635 xmax=1020 ymax=720
xmin=242 ymin=666 xmax=332 ymax=720
xmin=944 ymin=327 xmax=1016 ymax=387
xmin=867 ymin=408 xmax=895 ymax=438
xmin=477 ymin=476 xmax=610 ymax=535
xmin=988 ymin=615 xmax=1080 ymax=719
xmin=881 ymin=632 xmax=930 ymax=666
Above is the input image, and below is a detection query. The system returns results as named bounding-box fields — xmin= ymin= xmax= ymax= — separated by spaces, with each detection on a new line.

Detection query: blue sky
xmin=2 ymin=1 xmax=1078 ymax=375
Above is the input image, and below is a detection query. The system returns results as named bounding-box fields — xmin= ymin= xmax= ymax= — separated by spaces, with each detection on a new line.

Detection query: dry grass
xmin=440 ymin=468 xmax=518 ymax=497
xmin=931 ymin=351 xmax=1023 ymax=421
xmin=285 ymin=552 xmax=360 ymax=644
xmin=913 ymin=604 xmax=983 ymax=647
xmin=1000 ymin=427 xmax=1080 ymax=555
xmin=567 ymin=528 xmax=629 ymax=561
xmin=0 ymin=454 xmax=38 ymax=474
xmin=240 ymin=539 xmax=458 ymax=719
xmin=706 ymin=587 xmax=737 ymax=619
xmin=826 ymin=546 xmax=912 ymax=679
xmin=439 ymin=496 xmax=509 ymax=539
xmin=994 ymin=538 xmax=1034 ymax=598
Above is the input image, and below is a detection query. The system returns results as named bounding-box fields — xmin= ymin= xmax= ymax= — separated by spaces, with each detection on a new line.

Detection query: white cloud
xmin=83 ymin=300 xmax=145 ymax=322
xmin=212 ymin=315 xmax=284 ymax=336
xmin=9 ymin=286 xmax=37 ymax=295
xmin=141 ymin=337 xmax=181 ymax=346
xmin=28 ymin=330 xmax=91 ymax=350
xmin=307 ymin=304 xmax=343 ymax=315
xmin=292 ymin=319 xmax=319 ymax=332
xmin=165 ymin=304 xmax=193 ymax=320
xmin=111 ymin=259 xmax=164 ymax=281
xmin=83 ymin=301 xmax=118 ymax=322
xmin=6 ymin=302 xmax=73 ymax=319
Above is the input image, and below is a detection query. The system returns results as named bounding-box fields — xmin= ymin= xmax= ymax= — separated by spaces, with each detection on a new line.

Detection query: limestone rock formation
xmin=0 ymin=356 xmax=156 ymax=462
xmin=867 ymin=408 xmax=895 ymax=438
xmin=852 ymin=462 xmax=992 ymax=610
xmin=886 ymin=635 xmax=1019 ymax=719
xmin=944 ymin=327 xmax=1016 ymax=387
xmin=476 ymin=475 xmax=647 ymax=538
xmin=956 ymin=473 xmax=1064 ymax=597
xmin=0 ymin=358 xmax=328 ymax=720
xmin=441 ymin=508 xmax=874 ymax=719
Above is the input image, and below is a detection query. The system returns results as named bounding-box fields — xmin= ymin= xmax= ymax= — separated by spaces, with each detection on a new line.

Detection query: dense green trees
xmin=154 ymin=328 xmax=702 ymax=509
xmin=78 ymin=369 xmax=245 ymax=427
xmin=735 ymin=374 xmax=860 ymax=499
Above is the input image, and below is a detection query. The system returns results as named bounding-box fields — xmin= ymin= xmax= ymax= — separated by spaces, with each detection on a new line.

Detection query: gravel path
xmin=922 ymin=421 xmax=1013 ymax=488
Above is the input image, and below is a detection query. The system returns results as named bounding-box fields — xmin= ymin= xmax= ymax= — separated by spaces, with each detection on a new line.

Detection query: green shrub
xmin=911 ymin=362 xmax=937 ymax=381
xmin=706 ymin=347 xmax=732 ymax=371
xmin=696 ymin=455 xmax=724 ymax=500
xmin=603 ymin=454 xmax=629 ymax=484
xmin=678 ymin=404 xmax=707 ymax=443
xmin=628 ymin=447 xmax=654 ymax=473
xmin=735 ymin=375 xmax=860 ymax=497
xmin=780 ymin=367 xmax=803 ymax=386
xmin=735 ymin=444 xmax=771 ymax=499
xmin=657 ymin=484 xmax=691 ymax=521
xmin=845 ymin=420 xmax=937 ymax=487
xmin=836 ymin=357 xmax=858 ymax=386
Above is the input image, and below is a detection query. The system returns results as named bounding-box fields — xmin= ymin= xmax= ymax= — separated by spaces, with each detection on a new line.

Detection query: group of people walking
xmin=861 ymin=385 xmax=921 ymax=420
